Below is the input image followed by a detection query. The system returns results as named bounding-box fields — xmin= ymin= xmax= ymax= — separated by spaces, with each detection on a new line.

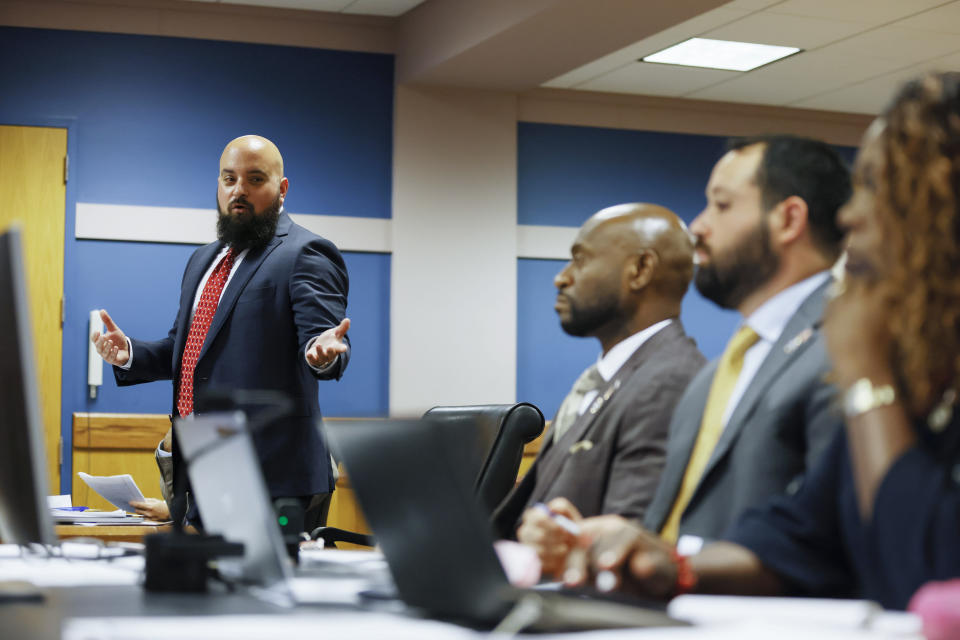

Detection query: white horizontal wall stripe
xmin=288 ymin=212 xmax=392 ymax=254
xmin=75 ymin=202 xmax=574 ymax=258
xmin=74 ymin=203 xmax=393 ymax=253
xmin=75 ymin=203 xmax=217 ymax=245
xmin=516 ymin=224 xmax=576 ymax=260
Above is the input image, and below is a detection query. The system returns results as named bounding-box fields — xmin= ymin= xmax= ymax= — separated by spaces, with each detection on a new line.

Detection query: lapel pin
xmin=569 ymin=440 xmax=594 ymax=454
xmin=602 ymin=379 xmax=621 ymax=401
xmin=783 ymin=327 xmax=814 ymax=355
xmin=589 ymin=396 xmax=605 ymax=414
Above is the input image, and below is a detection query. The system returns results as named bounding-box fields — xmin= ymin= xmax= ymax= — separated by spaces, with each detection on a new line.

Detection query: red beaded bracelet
xmin=670 ymin=548 xmax=698 ymax=596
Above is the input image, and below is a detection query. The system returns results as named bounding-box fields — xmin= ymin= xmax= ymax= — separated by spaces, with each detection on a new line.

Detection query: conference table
xmin=0 ymin=547 xmax=925 ymax=640
xmin=55 ymin=524 xmax=172 ymax=543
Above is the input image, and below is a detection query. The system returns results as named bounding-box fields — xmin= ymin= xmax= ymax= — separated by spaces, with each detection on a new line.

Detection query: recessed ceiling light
xmin=642 ymin=38 xmax=801 ymax=72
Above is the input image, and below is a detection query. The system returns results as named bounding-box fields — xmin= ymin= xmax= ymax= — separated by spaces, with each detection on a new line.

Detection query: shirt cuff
xmin=117 ymin=337 xmax=134 ymax=370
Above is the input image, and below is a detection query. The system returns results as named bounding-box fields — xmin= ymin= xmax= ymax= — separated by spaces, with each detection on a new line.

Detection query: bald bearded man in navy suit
xmin=92 ymin=135 xmax=350 ymax=529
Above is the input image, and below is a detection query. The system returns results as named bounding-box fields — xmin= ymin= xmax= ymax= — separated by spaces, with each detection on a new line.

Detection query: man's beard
xmin=694 ymin=218 xmax=779 ymax=310
xmin=558 ymin=291 xmax=619 ymax=338
xmin=216 ymin=192 xmax=282 ymax=252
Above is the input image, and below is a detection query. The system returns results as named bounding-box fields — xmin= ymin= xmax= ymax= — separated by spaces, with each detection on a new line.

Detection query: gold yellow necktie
xmin=660 ymin=325 xmax=760 ymax=543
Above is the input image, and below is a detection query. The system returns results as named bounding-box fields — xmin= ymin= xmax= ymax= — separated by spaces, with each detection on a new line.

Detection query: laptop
xmin=323 ymin=417 xmax=687 ymax=632
xmin=174 ymin=411 xmax=390 ymax=607
xmin=174 ymin=411 xmax=293 ymax=596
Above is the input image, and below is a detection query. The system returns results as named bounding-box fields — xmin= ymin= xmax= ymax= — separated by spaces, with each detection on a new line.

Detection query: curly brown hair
xmin=877 ymin=72 xmax=960 ymax=418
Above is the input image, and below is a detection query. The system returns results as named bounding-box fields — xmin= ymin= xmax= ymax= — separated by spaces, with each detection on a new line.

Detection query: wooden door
xmin=0 ymin=125 xmax=67 ymax=492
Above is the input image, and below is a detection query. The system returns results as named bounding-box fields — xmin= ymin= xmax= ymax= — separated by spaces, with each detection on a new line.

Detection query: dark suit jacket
xmin=644 ymin=280 xmax=841 ymax=542
xmin=729 ymin=415 xmax=960 ymax=610
xmin=114 ymin=212 xmax=349 ymax=520
xmin=493 ymin=321 xmax=706 ymax=538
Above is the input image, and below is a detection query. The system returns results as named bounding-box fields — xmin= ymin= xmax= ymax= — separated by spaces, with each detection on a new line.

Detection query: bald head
xmin=221 ymin=135 xmax=284 ymax=177
xmin=580 ymin=203 xmax=695 ymax=301
xmin=554 ymin=203 xmax=694 ymax=351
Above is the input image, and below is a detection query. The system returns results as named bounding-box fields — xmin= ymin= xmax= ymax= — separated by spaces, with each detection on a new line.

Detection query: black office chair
xmin=311 ymin=403 xmax=545 ymax=548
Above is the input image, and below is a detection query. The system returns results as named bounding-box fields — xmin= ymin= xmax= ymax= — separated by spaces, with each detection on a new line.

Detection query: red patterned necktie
xmin=176 ymin=248 xmax=236 ymax=417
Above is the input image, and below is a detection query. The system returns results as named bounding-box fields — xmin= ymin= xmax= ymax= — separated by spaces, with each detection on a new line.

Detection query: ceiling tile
xmin=770 ymin=0 xmax=946 ymax=24
xmin=225 ymin=0 xmax=353 ymax=10
xmin=688 ymin=49 xmax=905 ymax=105
xmin=343 ymin=0 xmax=426 ymax=16
xmin=575 ymin=62 xmax=739 ymax=97
xmin=704 ymin=12 xmax=871 ymax=49
xmin=790 ymin=63 xmax=939 ymax=113
xmin=543 ymin=7 xmax=750 ymax=88
xmin=817 ymin=26 xmax=960 ymax=65
xmin=897 ymin=2 xmax=960 ymax=34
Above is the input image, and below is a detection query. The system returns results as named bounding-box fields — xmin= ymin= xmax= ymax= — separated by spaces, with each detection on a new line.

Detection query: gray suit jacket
xmin=493 ymin=321 xmax=706 ymax=538
xmin=644 ymin=281 xmax=842 ymax=541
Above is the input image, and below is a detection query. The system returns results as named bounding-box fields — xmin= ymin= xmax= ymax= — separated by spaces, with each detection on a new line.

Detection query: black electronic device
xmin=325 ymin=418 xmax=687 ymax=632
xmin=0 ymin=226 xmax=57 ymax=546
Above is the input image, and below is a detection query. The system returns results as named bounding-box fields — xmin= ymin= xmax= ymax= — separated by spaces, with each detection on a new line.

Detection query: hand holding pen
xmin=516 ymin=498 xmax=584 ymax=578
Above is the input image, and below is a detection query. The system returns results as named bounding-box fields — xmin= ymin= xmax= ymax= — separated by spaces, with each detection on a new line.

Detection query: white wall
xmin=390 ymin=85 xmax=519 ymax=414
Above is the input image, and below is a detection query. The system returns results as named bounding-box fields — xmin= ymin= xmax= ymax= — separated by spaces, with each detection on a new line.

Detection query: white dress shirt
xmin=577 ymin=318 xmax=674 ymax=416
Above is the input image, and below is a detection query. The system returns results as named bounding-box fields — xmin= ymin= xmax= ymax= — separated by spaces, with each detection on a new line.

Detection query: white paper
xmin=51 ymin=508 xmax=143 ymax=524
xmin=0 ymin=557 xmax=142 ymax=587
xmin=47 ymin=494 xmax=72 ymax=509
xmin=77 ymin=472 xmax=145 ymax=512
xmin=668 ymin=595 xmax=880 ymax=628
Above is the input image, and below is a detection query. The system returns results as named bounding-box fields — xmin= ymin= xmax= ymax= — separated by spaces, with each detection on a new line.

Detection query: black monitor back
xmin=0 ymin=227 xmax=56 ymax=545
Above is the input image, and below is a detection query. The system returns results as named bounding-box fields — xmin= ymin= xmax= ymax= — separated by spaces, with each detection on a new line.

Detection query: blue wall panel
xmin=518 ymin=123 xmax=727 ymax=227
xmin=0 ymin=27 xmax=394 ymax=215
xmin=0 ymin=27 xmax=393 ymax=491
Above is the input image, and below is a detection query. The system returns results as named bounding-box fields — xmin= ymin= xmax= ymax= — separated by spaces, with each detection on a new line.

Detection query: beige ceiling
xmin=176 ymin=0 xmax=960 ymax=114
xmin=9 ymin=0 xmax=958 ymax=116
xmin=545 ymin=0 xmax=960 ymax=114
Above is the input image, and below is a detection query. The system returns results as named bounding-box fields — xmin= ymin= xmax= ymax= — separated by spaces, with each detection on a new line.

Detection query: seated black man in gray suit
xmin=493 ymin=203 xmax=705 ymax=577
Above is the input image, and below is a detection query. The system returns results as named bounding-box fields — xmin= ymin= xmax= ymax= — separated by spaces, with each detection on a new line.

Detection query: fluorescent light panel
xmin=642 ymin=37 xmax=800 ymax=72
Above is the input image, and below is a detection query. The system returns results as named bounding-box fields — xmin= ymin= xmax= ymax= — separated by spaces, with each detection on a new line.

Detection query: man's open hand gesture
xmin=306 ymin=318 xmax=350 ymax=369
xmin=91 ymin=309 xmax=130 ymax=366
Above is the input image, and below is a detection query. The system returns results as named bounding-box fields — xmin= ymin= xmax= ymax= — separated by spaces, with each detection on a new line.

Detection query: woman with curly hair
xmin=560 ymin=71 xmax=960 ymax=611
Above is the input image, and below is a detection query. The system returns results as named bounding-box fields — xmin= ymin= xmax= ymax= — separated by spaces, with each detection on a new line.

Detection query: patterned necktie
xmin=660 ymin=325 xmax=760 ymax=543
xmin=176 ymin=248 xmax=236 ymax=417
xmin=551 ymin=364 xmax=605 ymax=443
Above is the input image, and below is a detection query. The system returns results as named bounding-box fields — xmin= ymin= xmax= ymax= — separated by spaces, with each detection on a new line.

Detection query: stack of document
xmin=51 ymin=508 xmax=144 ymax=524
xmin=77 ymin=472 xmax=146 ymax=512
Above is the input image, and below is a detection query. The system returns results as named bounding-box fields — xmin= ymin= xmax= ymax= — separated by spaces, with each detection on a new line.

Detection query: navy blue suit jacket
xmin=728 ymin=417 xmax=960 ymax=610
xmin=114 ymin=212 xmax=349 ymax=515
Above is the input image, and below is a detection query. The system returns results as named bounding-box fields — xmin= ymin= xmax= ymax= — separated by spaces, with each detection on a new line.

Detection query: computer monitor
xmin=0 ymin=226 xmax=56 ymax=545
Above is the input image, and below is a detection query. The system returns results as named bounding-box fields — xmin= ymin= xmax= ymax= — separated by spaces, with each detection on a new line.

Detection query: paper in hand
xmin=77 ymin=472 xmax=146 ymax=513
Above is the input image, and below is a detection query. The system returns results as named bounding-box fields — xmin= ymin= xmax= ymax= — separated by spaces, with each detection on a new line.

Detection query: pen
xmin=533 ymin=502 xmax=581 ymax=536
xmin=58 ymin=506 xmax=88 ymax=511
